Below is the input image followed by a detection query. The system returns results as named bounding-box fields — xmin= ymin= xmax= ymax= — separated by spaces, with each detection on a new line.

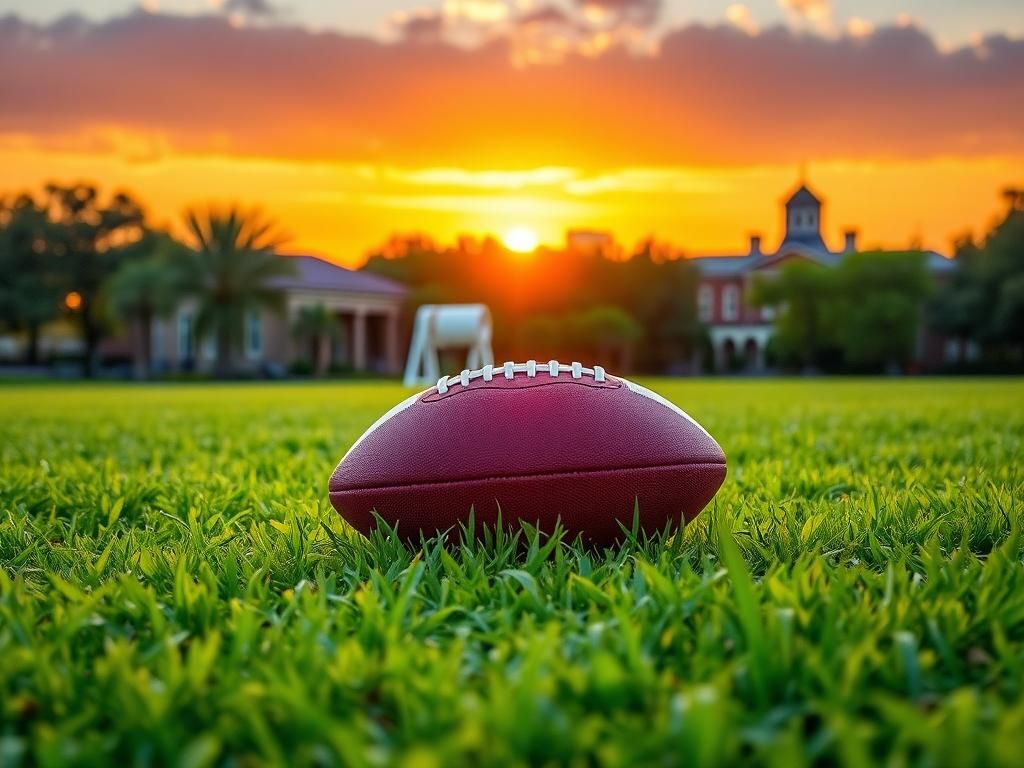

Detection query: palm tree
xmin=106 ymin=235 xmax=183 ymax=379
xmin=292 ymin=304 xmax=339 ymax=377
xmin=178 ymin=207 xmax=294 ymax=377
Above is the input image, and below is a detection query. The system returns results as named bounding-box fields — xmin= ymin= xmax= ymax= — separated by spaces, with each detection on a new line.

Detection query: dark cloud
xmin=511 ymin=3 xmax=587 ymax=59
xmin=519 ymin=5 xmax=575 ymax=27
xmin=223 ymin=0 xmax=281 ymax=19
xmin=0 ymin=12 xmax=1021 ymax=169
xmin=575 ymin=0 xmax=661 ymax=27
xmin=395 ymin=11 xmax=446 ymax=43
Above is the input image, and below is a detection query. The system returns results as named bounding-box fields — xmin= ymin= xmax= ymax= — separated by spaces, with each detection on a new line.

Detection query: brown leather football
xmin=329 ymin=360 xmax=726 ymax=547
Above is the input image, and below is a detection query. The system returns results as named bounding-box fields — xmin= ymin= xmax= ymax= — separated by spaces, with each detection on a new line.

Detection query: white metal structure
xmin=403 ymin=304 xmax=494 ymax=387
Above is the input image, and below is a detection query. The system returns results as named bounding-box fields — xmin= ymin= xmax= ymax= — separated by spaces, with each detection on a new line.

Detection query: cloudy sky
xmin=1 ymin=0 xmax=1022 ymax=261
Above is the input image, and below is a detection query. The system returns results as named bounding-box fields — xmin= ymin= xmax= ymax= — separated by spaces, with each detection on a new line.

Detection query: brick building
xmin=689 ymin=183 xmax=957 ymax=372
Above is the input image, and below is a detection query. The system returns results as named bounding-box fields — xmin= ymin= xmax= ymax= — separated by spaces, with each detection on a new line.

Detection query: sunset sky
xmin=2 ymin=0 xmax=1022 ymax=264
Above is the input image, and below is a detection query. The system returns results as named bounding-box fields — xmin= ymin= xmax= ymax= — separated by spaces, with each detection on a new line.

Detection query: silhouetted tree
xmin=833 ymin=251 xmax=930 ymax=370
xmin=566 ymin=305 xmax=642 ymax=371
xmin=931 ymin=232 xmax=983 ymax=345
xmin=752 ymin=261 xmax=838 ymax=370
xmin=755 ymin=252 xmax=930 ymax=372
xmin=41 ymin=184 xmax=148 ymax=377
xmin=363 ymin=233 xmax=699 ymax=373
xmin=0 ymin=194 xmax=61 ymax=364
xmin=620 ymin=240 xmax=700 ymax=371
xmin=1002 ymin=186 xmax=1024 ymax=213
xmin=178 ymin=206 xmax=293 ymax=377
xmin=935 ymin=191 xmax=1024 ymax=361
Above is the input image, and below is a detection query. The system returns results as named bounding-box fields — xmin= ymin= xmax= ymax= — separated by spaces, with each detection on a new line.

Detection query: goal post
xmin=403 ymin=304 xmax=495 ymax=387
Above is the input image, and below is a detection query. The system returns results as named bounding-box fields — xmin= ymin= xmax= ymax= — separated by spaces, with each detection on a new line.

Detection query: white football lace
xmin=436 ymin=360 xmax=606 ymax=394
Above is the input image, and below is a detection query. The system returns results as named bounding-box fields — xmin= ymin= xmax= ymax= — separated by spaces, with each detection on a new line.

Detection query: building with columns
xmin=152 ymin=254 xmax=406 ymax=375
xmin=690 ymin=183 xmax=956 ymax=372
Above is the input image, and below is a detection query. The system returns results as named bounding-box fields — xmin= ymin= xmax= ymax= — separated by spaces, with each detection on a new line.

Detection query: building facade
xmin=151 ymin=254 xmax=406 ymax=376
xmin=689 ymin=183 xmax=957 ymax=372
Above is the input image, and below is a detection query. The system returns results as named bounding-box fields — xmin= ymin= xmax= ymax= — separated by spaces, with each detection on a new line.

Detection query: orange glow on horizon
xmin=1 ymin=138 xmax=1020 ymax=266
xmin=502 ymin=226 xmax=540 ymax=253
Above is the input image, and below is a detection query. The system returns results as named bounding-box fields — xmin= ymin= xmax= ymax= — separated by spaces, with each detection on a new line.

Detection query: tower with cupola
xmin=780 ymin=184 xmax=827 ymax=251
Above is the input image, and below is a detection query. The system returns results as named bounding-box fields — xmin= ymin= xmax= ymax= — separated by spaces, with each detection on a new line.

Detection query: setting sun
xmin=502 ymin=226 xmax=539 ymax=253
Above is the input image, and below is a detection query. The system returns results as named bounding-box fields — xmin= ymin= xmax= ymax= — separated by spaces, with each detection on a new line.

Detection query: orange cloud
xmin=0 ymin=10 xmax=1021 ymax=263
xmin=2 ymin=12 xmax=1022 ymax=171
xmin=845 ymin=16 xmax=874 ymax=38
xmin=778 ymin=0 xmax=830 ymax=20
xmin=726 ymin=4 xmax=759 ymax=36
xmin=575 ymin=0 xmax=662 ymax=27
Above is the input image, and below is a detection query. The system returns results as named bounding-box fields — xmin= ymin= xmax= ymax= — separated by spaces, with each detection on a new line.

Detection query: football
xmin=329 ymin=360 xmax=726 ymax=547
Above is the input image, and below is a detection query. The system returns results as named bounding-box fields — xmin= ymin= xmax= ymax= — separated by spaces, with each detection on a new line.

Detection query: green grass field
xmin=1 ymin=379 xmax=1022 ymax=767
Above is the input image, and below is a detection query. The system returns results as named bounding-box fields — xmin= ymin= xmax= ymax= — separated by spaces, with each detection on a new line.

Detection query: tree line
xmin=933 ymin=189 xmax=1024 ymax=363
xmin=0 ymin=183 xmax=298 ymax=377
xmin=364 ymin=236 xmax=702 ymax=373
xmin=751 ymin=251 xmax=933 ymax=372
xmin=367 ymin=237 xmax=940 ymax=374
xmin=364 ymin=190 xmax=1023 ymax=374
xmin=2 ymin=181 xmax=1021 ymax=377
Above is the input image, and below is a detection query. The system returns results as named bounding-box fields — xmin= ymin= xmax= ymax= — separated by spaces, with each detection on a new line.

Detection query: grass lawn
xmin=1 ymin=378 xmax=1023 ymax=767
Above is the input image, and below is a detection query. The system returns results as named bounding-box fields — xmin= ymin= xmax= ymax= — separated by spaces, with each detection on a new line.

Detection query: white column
xmin=352 ymin=308 xmax=367 ymax=372
xmin=713 ymin=339 xmax=726 ymax=373
xmin=385 ymin=310 xmax=400 ymax=375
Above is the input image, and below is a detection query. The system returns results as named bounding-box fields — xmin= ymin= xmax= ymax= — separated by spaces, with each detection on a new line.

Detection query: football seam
xmin=422 ymin=378 xmax=618 ymax=401
xmin=330 ymin=460 xmax=727 ymax=494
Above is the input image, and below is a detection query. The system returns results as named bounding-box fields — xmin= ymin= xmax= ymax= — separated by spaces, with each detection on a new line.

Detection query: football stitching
xmin=421 ymin=377 xmax=617 ymax=402
xmin=436 ymin=359 xmax=606 ymax=394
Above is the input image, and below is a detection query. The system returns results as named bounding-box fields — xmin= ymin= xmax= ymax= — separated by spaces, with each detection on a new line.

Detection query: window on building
xmin=203 ymin=334 xmax=217 ymax=360
xmin=245 ymin=309 xmax=262 ymax=359
xmin=697 ymin=285 xmax=714 ymax=323
xmin=723 ymin=285 xmax=740 ymax=322
xmin=943 ymin=338 xmax=960 ymax=363
xmin=177 ymin=312 xmax=194 ymax=363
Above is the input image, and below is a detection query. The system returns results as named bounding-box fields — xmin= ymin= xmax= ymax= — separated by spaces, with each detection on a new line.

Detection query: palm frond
xmin=177 ymin=206 xmax=294 ymax=373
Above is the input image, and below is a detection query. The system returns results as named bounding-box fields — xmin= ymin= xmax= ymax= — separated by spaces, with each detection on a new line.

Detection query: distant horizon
xmin=2 ymin=173 xmax=987 ymax=267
